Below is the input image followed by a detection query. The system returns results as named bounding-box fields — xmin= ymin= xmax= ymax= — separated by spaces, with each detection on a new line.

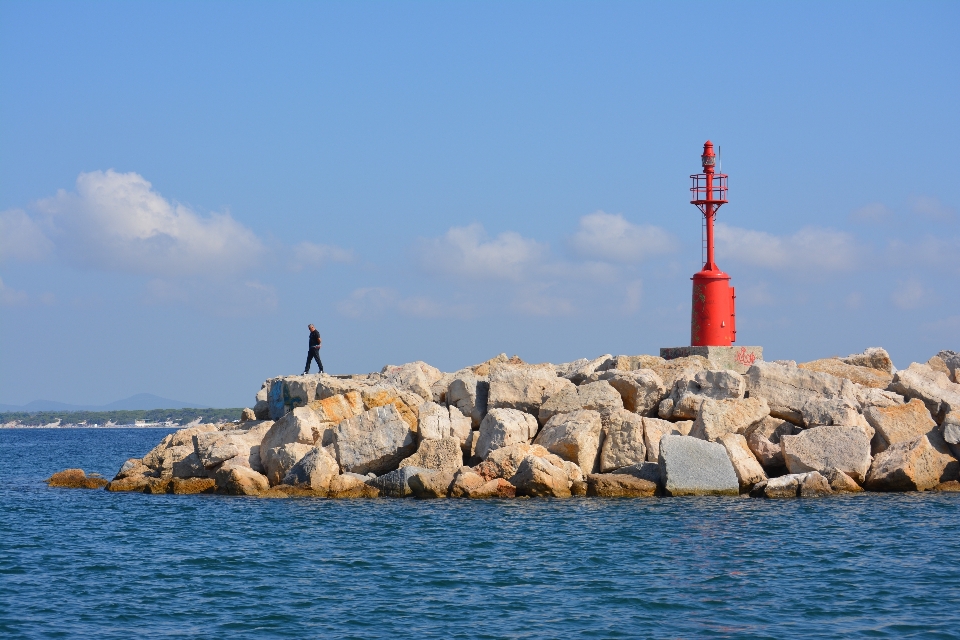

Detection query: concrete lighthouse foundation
xmin=659 ymin=345 xmax=764 ymax=375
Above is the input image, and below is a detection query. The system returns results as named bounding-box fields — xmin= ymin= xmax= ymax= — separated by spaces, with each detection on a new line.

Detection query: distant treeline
xmin=1 ymin=408 xmax=243 ymax=426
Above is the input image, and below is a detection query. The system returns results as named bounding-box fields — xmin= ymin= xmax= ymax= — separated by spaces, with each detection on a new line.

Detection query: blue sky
xmin=1 ymin=1 xmax=957 ymax=408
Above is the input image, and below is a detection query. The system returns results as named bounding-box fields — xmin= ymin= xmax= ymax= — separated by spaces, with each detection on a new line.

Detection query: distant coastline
xmin=1 ymin=408 xmax=242 ymax=429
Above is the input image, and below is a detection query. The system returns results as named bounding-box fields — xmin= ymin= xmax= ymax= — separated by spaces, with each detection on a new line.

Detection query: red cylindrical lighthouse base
xmin=691 ymin=268 xmax=736 ymax=346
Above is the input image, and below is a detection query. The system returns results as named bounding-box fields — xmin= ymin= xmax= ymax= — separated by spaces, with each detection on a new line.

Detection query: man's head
xmin=308 ymin=324 xmax=315 ymax=331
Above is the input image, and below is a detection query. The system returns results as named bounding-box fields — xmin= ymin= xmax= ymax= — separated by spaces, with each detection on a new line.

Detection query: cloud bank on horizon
xmin=2 ymin=169 xmax=957 ymax=324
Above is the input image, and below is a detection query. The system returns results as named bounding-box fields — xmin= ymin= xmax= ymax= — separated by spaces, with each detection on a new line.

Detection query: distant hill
xmin=0 ymin=393 xmax=210 ymax=413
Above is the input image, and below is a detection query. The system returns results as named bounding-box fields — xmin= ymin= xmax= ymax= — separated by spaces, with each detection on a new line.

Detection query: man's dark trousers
xmin=305 ymin=347 xmax=323 ymax=374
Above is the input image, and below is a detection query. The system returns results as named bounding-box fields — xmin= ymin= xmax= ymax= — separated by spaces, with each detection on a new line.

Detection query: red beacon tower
xmin=690 ymin=140 xmax=735 ymax=346
xmin=659 ymin=141 xmax=760 ymax=372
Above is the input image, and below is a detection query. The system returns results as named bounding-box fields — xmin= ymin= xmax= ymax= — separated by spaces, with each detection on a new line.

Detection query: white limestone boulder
xmin=260 ymin=406 xmax=323 ymax=456
xmin=367 ymin=466 xmax=429 ymax=498
xmin=798 ymin=397 xmax=865 ymax=429
xmin=334 ymin=403 xmax=418 ymax=475
xmin=865 ymin=431 xmax=959 ymax=492
xmin=538 ymin=380 xmax=624 ymax=426
xmin=780 ymin=425 xmax=872 ymax=483
xmin=642 ymin=417 xmax=693 ymax=463
xmin=509 ymin=455 xmax=574 ymax=498
xmin=611 ymin=461 xmax=662 ymax=487
xmin=282 ymin=446 xmax=340 ymax=491
xmin=417 ymin=402 xmax=472 ymax=451
xmin=718 ymin=433 xmax=767 ymax=491
xmin=798 ymin=358 xmax=893 ymax=389
xmin=533 ymin=409 xmax=603 ymax=473
xmin=598 ymin=409 xmax=646 ymax=472
xmin=157 ymin=445 xmax=200 ymax=479
xmin=888 ymin=362 xmax=960 ymax=423
xmin=538 ymin=387 xmax=582 ymax=426
xmin=563 ymin=354 xmax=613 ymax=385
xmin=398 ymin=437 xmax=463 ymax=473
xmin=262 ymin=442 xmax=314 ymax=486
xmin=475 ymin=408 xmax=540 ymax=459
xmin=474 ymin=443 xmax=567 ymax=481
xmin=576 ymin=381 xmax=625 ymax=420
xmin=555 ymin=358 xmax=590 ymax=377
xmin=358 ymin=385 xmax=424 ymax=432
xmin=865 ymin=398 xmax=937 ymax=453
xmin=381 ymin=361 xmax=444 ymax=400
xmin=487 ymin=363 xmax=576 ymax=419
xmin=744 ymin=361 xmax=860 ymax=426
xmin=600 ymin=369 xmax=665 ymax=416
xmin=308 ymin=390 xmax=364 ymax=425
xmin=743 ymin=416 xmax=798 ymax=468
xmin=214 ymin=461 xmax=270 ymax=496
xmin=840 ymin=347 xmax=895 ymax=374
xmin=670 ymin=370 xmax=746 ymax=421
xmin=254 ymin=383 xmax=270 ymax=419
xmin=447 ymin=371 xmax=489 ymax=428
xmin=327 ymin=473 xmax=380 ymax=499
xmin=194 ymin=422 xmax=272 ymax=473
xmin=758 ymin=471 xmax=832 ymax=498
xmin=690 ymin=396 xmax=770 ymax=442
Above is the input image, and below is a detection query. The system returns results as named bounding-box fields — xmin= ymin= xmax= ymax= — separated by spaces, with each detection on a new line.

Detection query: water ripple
xmin=1 ymin=428 xmax=959 ymax=638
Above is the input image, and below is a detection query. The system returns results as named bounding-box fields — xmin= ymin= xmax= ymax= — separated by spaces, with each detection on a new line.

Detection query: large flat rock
xmin=780 ymin=425 xmax=872 ymax=483
xmin=744 ymin=361 xmax=859 ymax=425
xmin=658 ymin=435 xmax=739 ymax=496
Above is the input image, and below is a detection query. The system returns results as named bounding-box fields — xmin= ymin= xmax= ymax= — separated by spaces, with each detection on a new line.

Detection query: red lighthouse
xmin=689 ymin=141 xmax=735 ymax=346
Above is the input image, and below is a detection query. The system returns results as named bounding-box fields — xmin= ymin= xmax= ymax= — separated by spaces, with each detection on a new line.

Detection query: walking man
xmin=304 ymin=324 xmax=324 ymax=374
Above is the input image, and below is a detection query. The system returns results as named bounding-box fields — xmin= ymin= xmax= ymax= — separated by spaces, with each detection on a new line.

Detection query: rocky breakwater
xmin=53 ymin=349 xmax=960 ymax=499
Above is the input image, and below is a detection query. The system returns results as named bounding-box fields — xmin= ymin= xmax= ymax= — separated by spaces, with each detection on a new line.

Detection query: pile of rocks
xmin=97 ymin=348 xmax=960 ymax=499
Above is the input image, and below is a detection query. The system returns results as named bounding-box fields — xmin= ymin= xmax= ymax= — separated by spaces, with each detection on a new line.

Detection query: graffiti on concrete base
xmin=735 ymin=346 xmax=757 ymax=367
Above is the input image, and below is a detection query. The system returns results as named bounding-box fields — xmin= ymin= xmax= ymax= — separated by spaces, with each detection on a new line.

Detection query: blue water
xmin=1 ymin=428 xmax=959 ymax=639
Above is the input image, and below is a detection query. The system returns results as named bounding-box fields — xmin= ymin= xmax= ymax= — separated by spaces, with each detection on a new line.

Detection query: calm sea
xmin=1 ymin=428 xmax=958 ymax=639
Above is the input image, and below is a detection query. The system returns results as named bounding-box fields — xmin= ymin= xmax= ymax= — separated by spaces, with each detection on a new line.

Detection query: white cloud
xmin=569 ymin=211 xmax=675 ymax=263
xmin=511 ymin=292 xmax=575 ymax=317
xmin=34 ymin=170 xmax=264 ymax=276
xmin=850 ymin=202 xmax=894 ymax=223
xmin=337 ymin=287 xmax=472 ymax=319
xmin=0 ymin=277 xmax=29 ymax=306
xmin=623 ymin=280 xmax=643 ymax=313
xmin=886 ymin=236 xmax=960 ymax=274
xmin=0 ymin=277 xmax=54 ymax=307
xmin=143 ymin=278 xmax=278 ymax=316
xmin=891 ymin=279 xmax=928 ymax=310
xmin=910 ymin=196 xmax=956 ymax=222
xmin=290 ymin=242 xmax=354 ymax=271
xmin=416 ymin=223 xmax=546 ymax=280
xmin=738 ymin=282 xmax=777 ymax=306
xmin=0 ymin=209 xmax=53 ymax=262
xmin=715 ymin=223 xmax=859 ymax=271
